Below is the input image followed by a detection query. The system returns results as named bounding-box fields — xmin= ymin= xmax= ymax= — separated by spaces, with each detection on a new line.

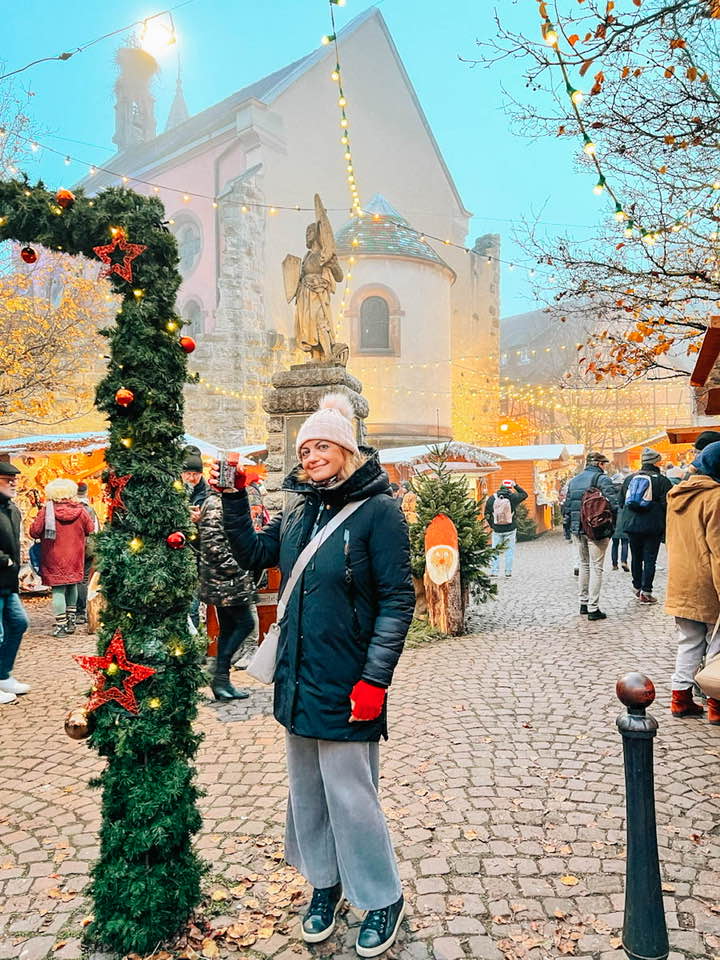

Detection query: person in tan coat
xmin=665 ymin=441 xmax=720 ymax=723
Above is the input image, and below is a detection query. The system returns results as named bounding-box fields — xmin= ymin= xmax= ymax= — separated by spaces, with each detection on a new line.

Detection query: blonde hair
xmin=297 ymin=448 xmax=367 ymax=485
xmin=45 ymin=478 xmax=78 ymax=501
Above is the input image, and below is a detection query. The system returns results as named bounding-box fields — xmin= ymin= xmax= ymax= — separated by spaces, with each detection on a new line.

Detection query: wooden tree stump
xmin=424 ymin=568 xmax=464 ymax=635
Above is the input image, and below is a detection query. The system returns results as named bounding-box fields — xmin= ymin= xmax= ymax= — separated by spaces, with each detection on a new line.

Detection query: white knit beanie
xmin=296 ymin=392 xmax=359 ymax=458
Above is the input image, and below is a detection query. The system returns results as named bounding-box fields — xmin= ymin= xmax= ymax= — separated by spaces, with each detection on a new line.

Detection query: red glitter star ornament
xmin=93 ymin=231 xmax=147 ymax=283
xmin=74 ymin=629 xmax=156 ymax=714
xmin=104 ymin=472 xmax=131 ymax=524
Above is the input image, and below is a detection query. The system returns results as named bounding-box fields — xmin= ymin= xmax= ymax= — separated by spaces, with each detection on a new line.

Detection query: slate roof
xmin=335 ymin=194 xmax=455 ymax=276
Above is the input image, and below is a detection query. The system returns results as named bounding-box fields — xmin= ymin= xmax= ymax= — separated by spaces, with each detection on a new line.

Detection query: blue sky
xmin=3 ymin=0 xmax=605 ymax=315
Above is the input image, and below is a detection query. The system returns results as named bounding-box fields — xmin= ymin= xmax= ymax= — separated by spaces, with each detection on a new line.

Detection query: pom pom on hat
xmin=296 ymin=392 xmax=359 ymax=458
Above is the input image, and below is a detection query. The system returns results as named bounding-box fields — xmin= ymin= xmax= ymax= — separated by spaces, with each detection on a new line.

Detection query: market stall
xmin=378 ymin=442 xmax=501 ymax=501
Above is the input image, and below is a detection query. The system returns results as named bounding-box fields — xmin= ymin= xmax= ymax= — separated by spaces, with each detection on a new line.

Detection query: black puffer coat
xmin=562 ymin=465 xmax=619 ymax=536
xmin=0 ymin=495 xmax=21 ymax=596
xmin=620 ymin=466 xmax=673 ymax=538
xmin=198 ymin=493 xmax=256 ymax=607
xmin=222 ymin=453 xmax=415 ymax=742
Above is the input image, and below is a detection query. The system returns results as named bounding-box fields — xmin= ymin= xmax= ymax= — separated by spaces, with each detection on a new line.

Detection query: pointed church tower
xmin=165 ymin=72 xmax=190 ymax=131
xmin=113 ymin=46 xmax=159 ymax=150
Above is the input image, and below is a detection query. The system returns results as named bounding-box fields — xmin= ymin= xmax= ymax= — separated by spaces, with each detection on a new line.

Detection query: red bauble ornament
xmin=166 ymin=531 xmax=186 ymax=550
xmin=179 ymin=336 xmax=196 ymax=354
xmin=56 ymin=188 xmax=76 ymax=210
xmin=73 ymin=629 xmax=156 ymax=714
xmin=20 ymin=246 xmax=37 ymax=264
xmin=93 ymin=233 xmax=147 ymax=283
xmin=115 ymin=387 xmax=135 ymax=408
xmin=104 ymin=471 xmax=131 ymax=524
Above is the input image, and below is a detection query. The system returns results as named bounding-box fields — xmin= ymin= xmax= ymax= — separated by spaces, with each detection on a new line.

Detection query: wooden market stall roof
xmin=0 ymin=431 xmax=268 ymax=462
xmin=482 ymin=443 xmax=576 ymax=462
xmin=378 ymin=441 xmax=501 ymax=473
xmin=666 ymin=425 xmax=719 ymax=444
xmin=689 ymin=315 xmax=720 ymax=416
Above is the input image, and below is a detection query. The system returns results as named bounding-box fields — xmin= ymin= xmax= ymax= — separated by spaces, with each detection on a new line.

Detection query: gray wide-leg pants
xmin=284 ymin=732 xmax=402 ymax=911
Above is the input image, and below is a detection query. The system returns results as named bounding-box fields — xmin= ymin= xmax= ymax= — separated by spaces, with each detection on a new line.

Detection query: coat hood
xmin=283 ymin=447 xmax=391 ymax=503
xmin=53 ymin=500 xmax=88 ymax=523
xmin=668 ymin=474 xmax=720 ymax=514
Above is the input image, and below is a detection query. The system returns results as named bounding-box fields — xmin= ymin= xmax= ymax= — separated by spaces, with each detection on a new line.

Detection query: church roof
xmin=77 ymin=8 xmax=470 ymax=219
xmin=335 ymin=194 xmax=455 ymax=277
xmin=165 ymin=75 xmax=190 ymax=131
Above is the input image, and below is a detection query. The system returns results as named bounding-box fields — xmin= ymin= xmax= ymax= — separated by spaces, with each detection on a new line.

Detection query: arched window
xmin=181 ymin=299 xmax=204 ymax=339
xmin=360 ymin=296 xmax=390 ymax=351
xmin=173 ymin=218 xmax=202 ymax=276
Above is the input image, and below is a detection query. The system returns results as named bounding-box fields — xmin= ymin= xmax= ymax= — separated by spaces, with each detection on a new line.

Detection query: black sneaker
xmin=587 ymin=609 xmax=607 ymax=621
xmin=573 ymin=567 xmax=579 ymax=577
xmin=356 ymin=894 xmax=405 ymax=958
xmin=579 ymin=604 xmax=588 ymax=615
xmin=301 ymin=882 xmax=343 ymax=943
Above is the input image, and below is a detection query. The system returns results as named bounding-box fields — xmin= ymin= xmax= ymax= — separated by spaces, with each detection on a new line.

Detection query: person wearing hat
xmin=0 ymin=462 xmax=31 ymax=704
xmin=181 ymin=447 xmax=210 ymax=628
xmin=619 ymin=448 xmax=673 ymax=604
xmin=562 ymin=452 xmax=619 ymax=621
xmin=216 ymin=393 xmax=414 ymax=958
xmin=665 ymin=441 xmax=720 ymax=722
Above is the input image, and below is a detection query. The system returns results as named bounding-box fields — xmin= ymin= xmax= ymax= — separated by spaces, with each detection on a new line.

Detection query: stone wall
xmin=183 ymin=168 xmax=292 ymax=448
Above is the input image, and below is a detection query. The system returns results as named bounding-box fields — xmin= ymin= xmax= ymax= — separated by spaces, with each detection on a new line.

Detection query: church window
xmin=359 ymin=296 xmax=390 ymax=351
xmin=173 ymin=218 xmax=202 ymax=276
xmin=181 ymin=299 xmax=204 ymax=339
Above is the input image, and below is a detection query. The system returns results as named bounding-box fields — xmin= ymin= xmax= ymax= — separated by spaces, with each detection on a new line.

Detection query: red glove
xmin=349 ymin=680 xmax=387 ymax=722
xmin=209 ymin=459 xmax=247 ymax=493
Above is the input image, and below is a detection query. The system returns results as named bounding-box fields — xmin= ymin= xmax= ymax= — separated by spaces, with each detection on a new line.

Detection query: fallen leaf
xmin=554 ymin=910 xmax=567 ymax=919
xmin=201 ymin=937 xmax=219 ymax=958
xmin=464 ymin=829 xmax=478 ymax=840
xmin=0 ymin=862 xmax=13 ymax=870
xmin=81 ymin=915 xmax=94 ymax=928
xmin=210 ymin=888 xmax=228 ymax=902
xmin=661 ymin=882 xmax=676 ymax=892
xmin=609 ymin=935 xmax=623 ymax=949
xmin=52 ymin=942 xmax=67 ymax=952
xmin=560 ymin=875 xmax=580 ymax=886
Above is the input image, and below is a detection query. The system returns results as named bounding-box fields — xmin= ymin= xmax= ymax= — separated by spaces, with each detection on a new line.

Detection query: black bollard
xmin=616 ymin=673 xmax=669 ymax=960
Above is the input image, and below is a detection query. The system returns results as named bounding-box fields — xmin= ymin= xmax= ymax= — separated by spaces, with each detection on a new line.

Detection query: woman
xmin=665 ymin=441 xmax=720 ymax=722
xmin=30 ymin=479 xmax=94 ymax=637
xmin=216 ymin=393 xmax=414 ymax=958
xmin=198 ymin=490 xmax=254 ymax=701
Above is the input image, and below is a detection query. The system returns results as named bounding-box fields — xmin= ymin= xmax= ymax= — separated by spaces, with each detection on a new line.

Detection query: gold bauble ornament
xmin=64 ymin=708 xmax=92 ymax=740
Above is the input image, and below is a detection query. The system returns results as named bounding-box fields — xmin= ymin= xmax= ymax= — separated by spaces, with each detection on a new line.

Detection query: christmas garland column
xmin=0 ymin=179 xmax=205 ymax=953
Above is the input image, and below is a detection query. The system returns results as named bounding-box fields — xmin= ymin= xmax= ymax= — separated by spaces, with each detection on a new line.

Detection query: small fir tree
xmin=408 ymin=446 xmax=497 ymax=603
xmin=515 ymin=502 xmax=539 ymax=542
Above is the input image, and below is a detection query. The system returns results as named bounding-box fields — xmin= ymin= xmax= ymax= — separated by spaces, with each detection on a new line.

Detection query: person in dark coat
xmin=218 ymin=393 xmax=414 ymax=959
xmin=0 ymin=462 xmax=31 ymax=704
xmin=484 ymin=480 xmax=528 ymax=577
xmin=29 ymin=478 xmax=94 ymax=637
xmin=562 ymin=452 xmax=619 ymax=621
xmin=609 ymin=473 xmax=629 ymax=572
xmin=182 ymin=448 xmax=210 ymax=628
xmin=619 ymin=448 xmax=673 ymax=604
xmin=198 ymin=491 xmax=255 ymax=701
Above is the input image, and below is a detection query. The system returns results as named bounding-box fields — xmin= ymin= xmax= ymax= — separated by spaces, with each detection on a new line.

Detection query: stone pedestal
xmin=262 ymin=363 xmax=369 ymax=512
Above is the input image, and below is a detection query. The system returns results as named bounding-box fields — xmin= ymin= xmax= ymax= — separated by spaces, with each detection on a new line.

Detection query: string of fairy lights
xmin=538 ymin=4 xmax=720 ymax=246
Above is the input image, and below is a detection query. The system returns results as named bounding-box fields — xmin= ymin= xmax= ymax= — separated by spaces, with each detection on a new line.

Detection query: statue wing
xmin=315 ymin=193 xmax=336 ymax=264
xmin=282 ymin=254 xmax=302 ymax=302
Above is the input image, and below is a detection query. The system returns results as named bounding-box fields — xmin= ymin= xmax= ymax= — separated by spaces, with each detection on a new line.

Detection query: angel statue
xmin=283 ymin=194 xmax=348 ymax=365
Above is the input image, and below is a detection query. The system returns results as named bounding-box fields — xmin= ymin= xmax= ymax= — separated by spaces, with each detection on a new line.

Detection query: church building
xmin=80 ymin=7 xmax=500 ymax=448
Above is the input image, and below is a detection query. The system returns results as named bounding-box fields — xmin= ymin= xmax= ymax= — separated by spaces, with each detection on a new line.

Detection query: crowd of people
xmin=561 ymin=430 xmax=720 ymax=726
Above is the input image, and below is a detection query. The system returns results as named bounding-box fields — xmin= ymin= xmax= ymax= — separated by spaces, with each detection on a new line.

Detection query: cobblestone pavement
xmin=2 ymin=532 xmax=720 ymax=960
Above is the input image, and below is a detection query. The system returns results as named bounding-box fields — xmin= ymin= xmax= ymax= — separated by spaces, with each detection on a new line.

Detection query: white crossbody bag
xmin=246 ymin=498 xmax=369 ymax=685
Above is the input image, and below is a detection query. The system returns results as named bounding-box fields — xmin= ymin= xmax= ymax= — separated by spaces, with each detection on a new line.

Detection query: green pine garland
xmin=408 ymin=445 xmax=498 ymax=603
xmin=0 ymin=178 xmax=206 ymax=953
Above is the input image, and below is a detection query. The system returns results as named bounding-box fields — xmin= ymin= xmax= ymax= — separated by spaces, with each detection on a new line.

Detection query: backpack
xmin=493 ymin=495 xmax=513 ymax=526
xmin=580 ymin=479 xmax=614 ymax=541
xmin=625 ymin=473 xmax=653 ymax=511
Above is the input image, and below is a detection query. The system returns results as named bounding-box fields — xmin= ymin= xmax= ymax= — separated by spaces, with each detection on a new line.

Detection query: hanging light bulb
xmin=624 ymin=220 xmax=635 ymax=237
xmin=566 ymin=83 xmax=583 ymax=105
xmin=583 ymin=135 xmax=596 ymax=156
xmin=614 ymin=203 xmax=626 ymax=221
xmin=593 ymin=176 xmax=606 ymax=195
xmin=543 ymin=22 xmax=559 ymax=46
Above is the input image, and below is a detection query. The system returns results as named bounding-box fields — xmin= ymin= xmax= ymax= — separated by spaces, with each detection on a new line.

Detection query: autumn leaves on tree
xmin=484 ymin=0 xmax=720 ymax=383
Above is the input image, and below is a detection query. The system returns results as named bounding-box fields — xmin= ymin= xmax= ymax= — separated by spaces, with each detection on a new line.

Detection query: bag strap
xmin=276 ymin=498 xmax=369 ymax=621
